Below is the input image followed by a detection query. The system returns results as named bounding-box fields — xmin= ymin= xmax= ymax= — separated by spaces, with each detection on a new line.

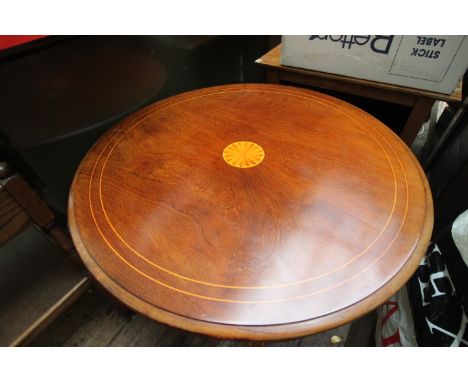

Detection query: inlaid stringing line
xmin=97 ymin=90 xmax=401 ymax=288
xmin=86 ymin=144 xmax=409 ymax=304
xmin=90 ymin=89 xmax=403 ymax=292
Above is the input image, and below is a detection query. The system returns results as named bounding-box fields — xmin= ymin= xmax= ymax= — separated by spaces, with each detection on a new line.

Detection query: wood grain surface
xmin=68 ymin=84 xmax=433 ymax=341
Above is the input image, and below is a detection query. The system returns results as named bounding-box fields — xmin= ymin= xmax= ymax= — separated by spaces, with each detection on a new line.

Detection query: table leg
xmin=400 ymin=97 xmax=434 ymax=146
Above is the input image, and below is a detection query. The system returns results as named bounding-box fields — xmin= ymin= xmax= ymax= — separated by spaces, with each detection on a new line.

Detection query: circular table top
xmin=69 ymin=84 xmax=433 ymax=341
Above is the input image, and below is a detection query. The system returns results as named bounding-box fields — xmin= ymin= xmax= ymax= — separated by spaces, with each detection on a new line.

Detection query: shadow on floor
xmin=29 ymin=287 xmax=375 ymax=347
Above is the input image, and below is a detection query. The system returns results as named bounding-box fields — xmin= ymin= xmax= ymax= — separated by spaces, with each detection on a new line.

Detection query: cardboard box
xmin=281 ymin=35 xmax=468 ymax=94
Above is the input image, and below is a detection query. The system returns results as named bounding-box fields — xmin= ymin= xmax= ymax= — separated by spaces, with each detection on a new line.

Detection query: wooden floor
xmin=0 ymin=222 xmax=89 ymax=346
xmin=29 ymin=287 xmax=375 ymax=347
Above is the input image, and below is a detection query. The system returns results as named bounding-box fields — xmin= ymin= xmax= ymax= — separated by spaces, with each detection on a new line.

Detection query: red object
xmin=0 ymin=35 xmax=47 ymax=51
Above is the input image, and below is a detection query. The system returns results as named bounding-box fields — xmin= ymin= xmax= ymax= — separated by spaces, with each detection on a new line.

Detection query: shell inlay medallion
xmin=222 ymin=141 xmax=265 ymax=169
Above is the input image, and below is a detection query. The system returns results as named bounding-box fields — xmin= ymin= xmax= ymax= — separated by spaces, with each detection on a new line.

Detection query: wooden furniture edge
xmin=400 ymin=97 xmax=435 ymax=144
xmin=256 ymin=44 xmax=462 ymax=103
xmin=272 ymin=69 xmax=417 ymax=107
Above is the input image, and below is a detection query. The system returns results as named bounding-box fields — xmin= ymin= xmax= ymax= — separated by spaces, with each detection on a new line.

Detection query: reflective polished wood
xmin=69 ymin=84 xmax=433 ymax=341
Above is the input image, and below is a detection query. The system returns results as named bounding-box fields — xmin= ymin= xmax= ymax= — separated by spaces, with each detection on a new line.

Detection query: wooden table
xmin=69 ymin=84 xmax=433 ymax=341
xmin=256 ymin=44 xmax=463 ymax=145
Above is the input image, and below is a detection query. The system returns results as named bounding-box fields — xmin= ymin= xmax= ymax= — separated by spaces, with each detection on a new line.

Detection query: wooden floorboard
xmin=298 ymin=325 xmax=348 ymax=347
xmin=30 ymin=286 xmax=373 ymax=347
xmin=31 ymin=289 xmax=104 ymax=347
xmin=109 ymin=314 xmax=168 ymax=347
xmin=345 ymin=310 xmax=377 ymax=347
xmin=61 ymin=303 xmax=132 ymax=347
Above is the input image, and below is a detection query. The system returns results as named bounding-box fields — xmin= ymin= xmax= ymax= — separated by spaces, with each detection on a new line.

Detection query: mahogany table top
xmin=69 ymin=84 xmax=433 ymax=341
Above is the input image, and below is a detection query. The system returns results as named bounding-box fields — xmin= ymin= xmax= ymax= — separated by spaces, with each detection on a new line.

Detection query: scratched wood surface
xmin=68 ymin=84 xmax=433 ymax=341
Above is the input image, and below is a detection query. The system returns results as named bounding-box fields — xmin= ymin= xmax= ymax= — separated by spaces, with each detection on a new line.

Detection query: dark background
xmin=0 ymin=36 xmax=422 ymax=225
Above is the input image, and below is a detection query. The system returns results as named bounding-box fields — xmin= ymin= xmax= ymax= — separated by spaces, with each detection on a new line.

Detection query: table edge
xmin=67 ymin=84 xmax=434 ymax=341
